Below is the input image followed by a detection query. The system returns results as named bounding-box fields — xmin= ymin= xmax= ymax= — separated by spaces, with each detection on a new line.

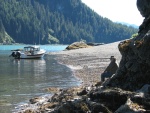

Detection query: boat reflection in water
xmin=0 ymin=54 xmax=81 ymax=113
xmin=12 ymin=58 xmax=46 ymax=79
xmin=0 ymin=58 xmax=47 ymax=113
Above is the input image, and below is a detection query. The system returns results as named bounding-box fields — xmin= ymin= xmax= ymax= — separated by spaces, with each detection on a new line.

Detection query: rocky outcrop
xmin=137 ymin=0 xmax=150 ymax=18
xmin=66 ymin=42 xmax=91 ymax=50
xmin=18 ymin=85 xmax=149 ymax=113
xmin=106 ymin=1 xmax=150 ymax=91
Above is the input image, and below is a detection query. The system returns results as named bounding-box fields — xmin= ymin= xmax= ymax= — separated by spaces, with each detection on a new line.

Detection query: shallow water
xmin=0 ymin=47 xmax=81 ymax=113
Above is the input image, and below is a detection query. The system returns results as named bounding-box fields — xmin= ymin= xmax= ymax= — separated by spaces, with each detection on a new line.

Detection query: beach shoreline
xmin=14 ymin=41 xmax=123 ymax=112
xmin=50 ymin=41 xmax=122 ymax=86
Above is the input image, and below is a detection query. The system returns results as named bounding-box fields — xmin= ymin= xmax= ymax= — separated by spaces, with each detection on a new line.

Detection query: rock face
xmin=137 ymin=0 xmax=150 ymax=17
xmin=15 ymin=1 xmax=150 ymax=112
xmin=106 ymin=1 xmax=150 ymax=91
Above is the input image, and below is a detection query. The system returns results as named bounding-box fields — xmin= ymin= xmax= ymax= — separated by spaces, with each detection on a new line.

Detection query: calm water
xmin=0 ymin=45 xmax=81 ymax=113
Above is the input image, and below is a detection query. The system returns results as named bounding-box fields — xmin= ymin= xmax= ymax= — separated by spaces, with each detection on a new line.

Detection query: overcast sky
xmin=81 ymin=0 xmax=144 ymax=26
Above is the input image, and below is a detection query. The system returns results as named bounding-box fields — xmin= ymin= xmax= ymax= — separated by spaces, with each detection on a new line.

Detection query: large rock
xmin=115 ymin=85 xmax=150 ymax=112
xmin=105 ymin=13 xmax=150 ymax=91
xmin=66 ymin=42 xmax=91 ymax=50
xmin=137 ymin=0 xmax=150 ymax=17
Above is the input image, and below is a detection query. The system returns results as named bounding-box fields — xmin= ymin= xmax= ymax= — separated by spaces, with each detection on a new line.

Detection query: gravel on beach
xmin=50 ymin=41 xmax=122 ymax=86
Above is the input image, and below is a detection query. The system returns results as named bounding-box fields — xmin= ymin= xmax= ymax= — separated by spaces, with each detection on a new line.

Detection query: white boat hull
xmin=10 ymin=46 xmax=46 ymax=59
xmin=19 ymin=53 xmax=45 ymax=59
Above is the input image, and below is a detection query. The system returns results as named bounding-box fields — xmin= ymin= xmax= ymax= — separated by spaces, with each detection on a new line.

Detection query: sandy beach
xmin=50 ymin=41 xmax=122 ymax=86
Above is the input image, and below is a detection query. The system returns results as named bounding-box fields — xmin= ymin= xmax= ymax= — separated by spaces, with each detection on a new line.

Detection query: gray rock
xmin=137 ymin=0 xmax=150 ymax=17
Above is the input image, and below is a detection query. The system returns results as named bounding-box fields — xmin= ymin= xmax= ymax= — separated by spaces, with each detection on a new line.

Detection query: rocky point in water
xmin=65 ymin=41 xmax=91 ymax=50
xmin=17 ymin=0 xmax=150 ymax=112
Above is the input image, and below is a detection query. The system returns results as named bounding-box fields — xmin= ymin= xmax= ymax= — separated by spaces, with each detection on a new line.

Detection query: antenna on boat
xmin=39 ymin=22 xmax=41 ymax=45
xmin=39 ymin=35 xmax=40 ymax=45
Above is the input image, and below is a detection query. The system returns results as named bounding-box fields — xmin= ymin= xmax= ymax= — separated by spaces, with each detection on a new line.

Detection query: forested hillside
xmin=0 ymin=0 xmax=138 ymax=44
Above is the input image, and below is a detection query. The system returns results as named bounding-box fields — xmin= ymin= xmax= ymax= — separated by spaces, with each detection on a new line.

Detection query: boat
xmin=10 ymin=46 xmax=46 ymax=59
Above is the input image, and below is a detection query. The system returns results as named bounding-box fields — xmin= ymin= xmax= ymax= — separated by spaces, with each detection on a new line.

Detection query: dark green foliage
xmin=0 ymin=0 xmax=138 ymax=44
xmin=0 ymin=18 xmax=14 ymax=44
xmin=0 ymin=19 xmax=5 ymax=39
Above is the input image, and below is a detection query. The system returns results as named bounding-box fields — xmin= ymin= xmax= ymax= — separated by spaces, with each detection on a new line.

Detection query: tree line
xmin=0 ymin=0 xmax=138 ymax=44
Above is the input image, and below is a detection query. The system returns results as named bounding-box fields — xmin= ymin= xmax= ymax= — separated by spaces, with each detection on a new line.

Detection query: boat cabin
xmin=24 ymin=46 xmax=40 ymax=51
xmin=24 ymin=46 xmax=40 ymax=55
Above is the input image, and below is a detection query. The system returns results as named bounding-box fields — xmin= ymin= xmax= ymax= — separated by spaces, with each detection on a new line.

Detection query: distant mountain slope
xmin=0 ymin=0 xmax=138 ymax=44
xmin=116 ymin=22 xmax=139 ymax=29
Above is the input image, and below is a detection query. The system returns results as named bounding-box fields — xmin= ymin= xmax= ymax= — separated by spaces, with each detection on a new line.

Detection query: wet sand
xmin=50 ymin=41 xmax=122 ymax=86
